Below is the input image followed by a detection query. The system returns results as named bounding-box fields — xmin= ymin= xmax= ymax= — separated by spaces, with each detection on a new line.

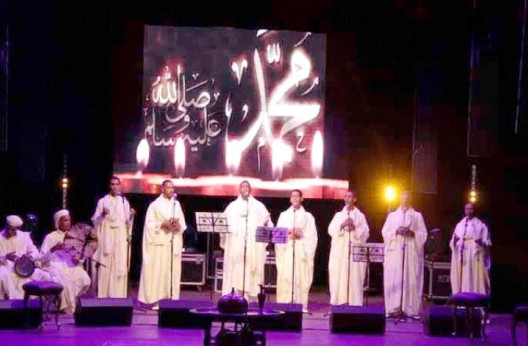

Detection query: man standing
xmin=92 ymin=176 xmax=135 ymax=298
xmin=221 ymin=180 xmax=272 ymax=300
xmin=450 ymin=203 xmax=491 ymax=294
xmin=40 ymin=210 xmax=97 ymax=314
xmin=138 ymin=180 xmax=186 ymax=308
xmin=381 ymin=191 xmax=427 ymax=318
xmin=328 ymin=190 xmax=370 ymax=306
xmin=275 ymin=190 xmax=317 ymax=310
xmin=0 ymin=215 xmax=50 ymax=299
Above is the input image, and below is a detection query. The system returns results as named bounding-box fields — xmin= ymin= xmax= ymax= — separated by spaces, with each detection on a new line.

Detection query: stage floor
xmin=1 ymin=288 xmax=525 ymax=346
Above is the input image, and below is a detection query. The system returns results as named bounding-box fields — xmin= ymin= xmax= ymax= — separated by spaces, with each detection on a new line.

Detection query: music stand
xmin=256 ymin=226 xmax=287 ymax=299
xmin=196 ymin=212 xmax=229 ymax=298
xmin=352 ymin=243 xmax=384 ymax=306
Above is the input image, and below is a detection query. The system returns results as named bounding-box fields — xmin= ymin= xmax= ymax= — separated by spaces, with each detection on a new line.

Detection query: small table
xmin=190 ymin=308 xmax=283 ymax=346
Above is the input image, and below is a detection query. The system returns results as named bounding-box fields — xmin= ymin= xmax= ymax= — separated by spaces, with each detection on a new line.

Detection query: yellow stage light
xmin=384 ymin=185 xmax=397 ymax=203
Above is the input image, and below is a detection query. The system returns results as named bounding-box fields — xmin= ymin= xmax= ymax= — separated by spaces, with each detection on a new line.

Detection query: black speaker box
xmin=425 ymin=305 xmax=482 ymax=336
xmin=249 ymin=302 xmax=303 ymax=332
xmin=330 ymin=305 xmax=385 ymax=334
xmin=158 ymin=299 xmax=213 ymax=328
xmin=0 ymin=299 xmax=41 ymax=329
xmin=74 ymin=298 xmax=133 ymax=326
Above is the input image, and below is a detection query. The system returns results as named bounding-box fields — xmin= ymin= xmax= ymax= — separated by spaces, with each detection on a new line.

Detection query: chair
xmin=512 ymin=305 xmax=528 ymax=346
xmin=448 ymin=292 xmax=490 ymax=338
xmin=22 ymin=280 xmax=64 ymax=330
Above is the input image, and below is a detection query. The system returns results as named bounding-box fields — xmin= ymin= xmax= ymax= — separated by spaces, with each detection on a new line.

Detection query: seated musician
xmin=0 ymin=215 xmax=50 ymax=299
xmin=40 ymin=210 xmax=97 ymax=314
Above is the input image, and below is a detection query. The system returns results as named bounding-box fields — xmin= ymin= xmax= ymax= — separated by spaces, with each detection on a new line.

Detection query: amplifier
xmin=424 ymin=260 xmax=451 ymax=300
xmin=214 ymin=255 xmax=277 ymax=292
xmin=181 ymin=253 xmax=206 ymax=287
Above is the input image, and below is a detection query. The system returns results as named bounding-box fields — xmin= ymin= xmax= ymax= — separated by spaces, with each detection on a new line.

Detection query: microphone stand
xmin=291 ymin=208 xmax=296 ymax=304
xmin=121 ymin=195 xmax=131 ymax=297
xmin=346 ymin=209 xmax=351 ymax=306
xmin=395 ymin=209 xmax=408 ymax=323
xmin=458 ymin=218 xmax=469 ymax=293
xmin=170 ymin=196 xmax=176 ymax=299
xmin=242 ymin=197 xmax=249 ymax=298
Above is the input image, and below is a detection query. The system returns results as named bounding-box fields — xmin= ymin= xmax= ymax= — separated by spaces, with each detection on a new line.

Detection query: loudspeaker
xmin=158 ymin=299 xmax=213 ymax=328
xmin=425 ymin=305 xmax=482 ymax=336
xmin=330 ymin=305 xmax=385 ymax=334
xmin=249 ymin=302 xmax=303 ymax=332
xmin=0 ymin=299 xmax=41 ymax=329
xmin=74 ymin=298 xmax=133 ymax=326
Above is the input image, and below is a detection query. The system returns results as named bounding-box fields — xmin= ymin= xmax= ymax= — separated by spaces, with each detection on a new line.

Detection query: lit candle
xmin=136 ymin=138 xmax=150 ymax=175
xmin=174 ymin=137 xmax=186 ymax=177
xmin=311 ymin=131 xmax=323 ymax=178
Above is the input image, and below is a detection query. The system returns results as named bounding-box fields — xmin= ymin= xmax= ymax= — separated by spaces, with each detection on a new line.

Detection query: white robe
xmin=328 ymin=206 xmax=370 ymax=306
xmin=40 ymin=230 xmax=91 ymax=314
xmin=138 ymin=195 xmax=186 ymax=304
xmin=275 ymin=206 xmax=318 ymax=309
xmin=221 ymin=196 xmax=272 ymax=299
xmin=0 ymin=230 xmax=51 ymax=299
xmin=92 ymin=194 xmax=132 ymax=298
xmin=450 ymin=217 xmax=490 ymax=294
xmin=381 ymin=206 xmax=427 ymax=316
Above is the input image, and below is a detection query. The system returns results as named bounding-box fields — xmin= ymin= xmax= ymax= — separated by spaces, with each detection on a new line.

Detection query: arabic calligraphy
xmin=142 ymin=27 xmax=325 ymax=180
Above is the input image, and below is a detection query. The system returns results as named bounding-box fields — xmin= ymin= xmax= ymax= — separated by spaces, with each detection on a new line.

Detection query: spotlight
xmin=384 ymin=185 xmax=397 ymax=204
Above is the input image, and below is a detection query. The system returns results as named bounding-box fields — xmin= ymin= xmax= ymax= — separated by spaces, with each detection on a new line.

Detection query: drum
xmin=14 ymin=256 xmax=36 ymax=278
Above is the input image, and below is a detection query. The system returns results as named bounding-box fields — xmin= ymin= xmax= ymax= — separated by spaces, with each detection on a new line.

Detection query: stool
xmin=22 ymin=281 xmax=64 ymax=330
xmin=512 ymin=305 xmax=528 ymax=346
xmin=448 ymin=292 xmax=490 ymax=338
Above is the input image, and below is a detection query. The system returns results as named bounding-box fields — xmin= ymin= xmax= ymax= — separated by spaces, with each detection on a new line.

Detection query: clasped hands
xmin=453 ymin=235 xmax=484 ymax=247
xmin=396 ymin=226 xmax=415 ymax=238
xmin=161 ymin=218 xmax=181 ymax=232
xmin=340 ymin=218 xmax=356 ymax=231
xmin=288 ymin=228 xmax=303 ymax=240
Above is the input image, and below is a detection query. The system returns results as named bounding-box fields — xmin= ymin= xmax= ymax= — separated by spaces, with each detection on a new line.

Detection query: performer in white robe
xmin=275 ymin=190 xmax=318 ymax=310
xmin=40 ymin=210 xmax=96 ymax=314
xmin=450 ymin=203 xmax=491 ymax=294
xmin=91 ymin=176 xmax=135 ymax=298
xmin=221 ymin=180 xmax=272 ymax=300
xmin=138 ymin=180 xmax=186 ymax=306
xmin=381 ymin=191 xmax=427 ymax=318
xmin=328 ymin=190 xmax=370 ymax=306
xmin=0 ymin=215 xmax=50 ymax=299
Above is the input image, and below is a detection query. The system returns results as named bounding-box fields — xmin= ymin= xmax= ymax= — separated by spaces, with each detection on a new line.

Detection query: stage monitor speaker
xmin=425 ymin=305 xmax=481 ymax=336
xmin=158 ymin=299 xmax=213 ymax=329
xmin=0 ymin=299 xmax=41 ymax=329
xmin=74 ymin=298 xmax=133 ymax=326
xmin=330 ymin=305 xmax=385 ymax=334
xmin=249 ymin=302 xmax=303 ymax=332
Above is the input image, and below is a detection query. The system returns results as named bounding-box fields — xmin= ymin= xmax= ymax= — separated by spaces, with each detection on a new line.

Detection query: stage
xmin=0 ymin=288 xmax=523 ymax=346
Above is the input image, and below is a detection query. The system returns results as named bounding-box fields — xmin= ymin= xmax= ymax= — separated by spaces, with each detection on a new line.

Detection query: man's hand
xmin=293 ymin=228 xmax=303 ymax=239
xmin=475 ymin=238 xmax=484 ymax=247
xmin=161 ymin=221 xmax=173 ymax=232
xmin=102 ymin=207 xmax=110 ymax=217
xmin=130 ymin=208 xmax=136 ymax=217
xmin=341 ymin=218 xmax=355 ymax=231
xmin=170 ymin=218 xmax=181 ymax=232
xmin=5 ymin=252 xmax=18 ymax=262
xmin=50 ymin=243 xmax=65 ymax=253
xmin=396 ymin=226 xmax=407 ymax=236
